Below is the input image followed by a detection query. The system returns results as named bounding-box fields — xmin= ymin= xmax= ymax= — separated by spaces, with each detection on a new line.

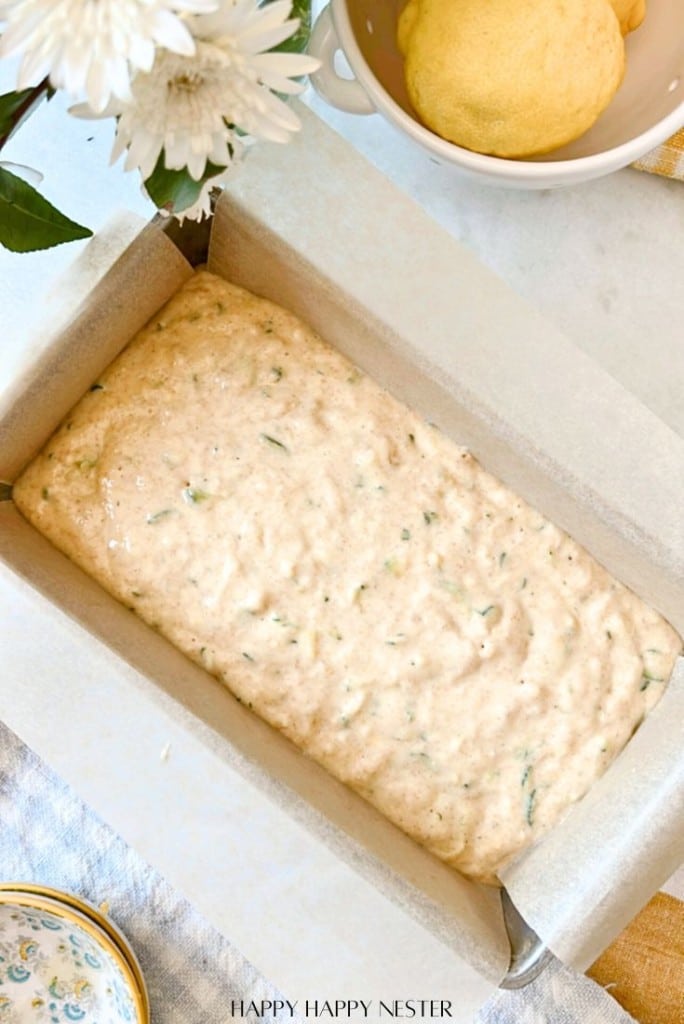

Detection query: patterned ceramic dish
xmin=0 ymin=884 xmax=149 ymax=1024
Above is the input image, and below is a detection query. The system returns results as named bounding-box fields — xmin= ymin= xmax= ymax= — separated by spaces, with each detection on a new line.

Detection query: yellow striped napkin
xmin=633 ymin=128 xmax=684 ymax=180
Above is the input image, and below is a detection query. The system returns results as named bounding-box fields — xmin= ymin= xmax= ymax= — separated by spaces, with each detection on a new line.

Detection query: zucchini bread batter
xmin=13 ymin=271 xmax=681 ymax=883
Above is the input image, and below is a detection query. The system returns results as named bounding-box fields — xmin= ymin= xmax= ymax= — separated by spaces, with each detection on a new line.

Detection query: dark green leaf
xmin=0 ymin=81 xmax=53 ymax=147
xmin=0 ymin=167 xmax=92 ymax=252
xmin=143 ymin=154 xmax=227 ymax=215
xmin=0 ymin=89 xmax=37 ymax=139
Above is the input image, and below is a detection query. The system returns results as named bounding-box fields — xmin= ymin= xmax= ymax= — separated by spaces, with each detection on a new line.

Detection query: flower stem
xmin=0 ymin=78 xmax=53 ymax=152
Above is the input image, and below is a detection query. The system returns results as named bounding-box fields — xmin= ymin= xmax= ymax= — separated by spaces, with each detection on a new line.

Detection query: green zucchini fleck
xmin=476 ymin=604 xmax=496 ymax=616
xmin=260 ymin=433 xmax=289 ymax=452
xmin=146 ymin=508 xmax=175 ymax=524
xmin=183 ymin=486 xmax=210 ymax=504
xmin=640 ymin=670 xmax=665 ymax=692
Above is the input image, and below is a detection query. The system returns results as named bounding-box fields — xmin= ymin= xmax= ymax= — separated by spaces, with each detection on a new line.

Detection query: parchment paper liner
xmin=0 ymin=103 xmax=682 ymax=1009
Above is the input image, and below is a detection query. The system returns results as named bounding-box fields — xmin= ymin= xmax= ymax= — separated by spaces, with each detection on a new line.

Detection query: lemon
xmin=400 ymin=0 xmax=625 ymax=158
xmin=397 ymin=0 xmax=420 ymax=54
xmin=610 ymin=0 xmax=646 ymax=34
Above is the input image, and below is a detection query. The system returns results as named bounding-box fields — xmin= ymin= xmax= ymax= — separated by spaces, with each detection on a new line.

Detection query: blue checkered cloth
xmin=0 ymin=721 xmax=635 ymax=1023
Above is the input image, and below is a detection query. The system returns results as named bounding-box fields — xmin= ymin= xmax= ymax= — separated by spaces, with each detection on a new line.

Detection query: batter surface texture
xmin=14 ymin=271 xmax=682 ymax=883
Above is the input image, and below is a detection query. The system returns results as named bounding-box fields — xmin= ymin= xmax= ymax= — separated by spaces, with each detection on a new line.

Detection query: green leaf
xmin=0 ymin=89 xmax=36 ymax=139
xmin=0 ymin=167 xmax=92 ymax=252
xmin=143 ymin=155 xmax=228 ymax=215
xmin=271 ymin=0 xmax=312 ymax=54
xmin=0 ymin=81 xmax=54 ymax=147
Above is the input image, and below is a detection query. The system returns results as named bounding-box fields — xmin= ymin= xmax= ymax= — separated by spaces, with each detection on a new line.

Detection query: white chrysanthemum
xmin=0 ymin=0 xmax=220 ymax=112
xmin=74 ymin=0 xmax=320 ymax=182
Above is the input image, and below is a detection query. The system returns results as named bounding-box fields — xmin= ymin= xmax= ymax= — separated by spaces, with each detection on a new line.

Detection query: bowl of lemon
xmin=309 ymin=0 xmax=684 ymax=188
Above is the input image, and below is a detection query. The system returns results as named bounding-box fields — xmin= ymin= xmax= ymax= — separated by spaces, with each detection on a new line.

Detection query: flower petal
xmin=251 ymin=52 xmax=320 ymax=94
xmin=237 ymin=18 xmax=302 ymax=55
xmin=151 ymin=8 xmax=196 ymax=57
xmin=127 ymin=35 xmax=157 ymax=74
xmin=0 ymin=160 xmax=43 ymax=186
xmin=16 ymin=47 xmax=53 ymax=89
xmin=172 ymin=0 xmax=220 ymax=11
xmin=0 ymin=10 xmax=46 ymax=58
xmin=70 ymin=98 xmax=124 ymax=120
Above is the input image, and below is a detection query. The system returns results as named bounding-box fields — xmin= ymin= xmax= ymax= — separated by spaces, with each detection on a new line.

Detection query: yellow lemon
xmin=400 ymin=0 xmax=625 ymax=158
xmin=397 ymin=0 xmax=420 ymax=54
xmin=610 ymin=0 xmax=646 ymax=34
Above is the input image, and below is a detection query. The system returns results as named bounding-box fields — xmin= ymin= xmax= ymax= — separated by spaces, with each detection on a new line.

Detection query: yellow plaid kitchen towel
xmin=633 ymin=128 xmax=684 ymax=180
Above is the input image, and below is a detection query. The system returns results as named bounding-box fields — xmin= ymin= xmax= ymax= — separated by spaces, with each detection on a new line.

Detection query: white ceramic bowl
xmin=0 ymin=885 xmax=149 ymax=1024
xmin=309 ymin=0 xmax=684 ymax=189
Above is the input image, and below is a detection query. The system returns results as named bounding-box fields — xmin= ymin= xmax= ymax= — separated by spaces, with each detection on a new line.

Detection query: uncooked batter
xmin=13 ymin=271 xmax=681 ymax=883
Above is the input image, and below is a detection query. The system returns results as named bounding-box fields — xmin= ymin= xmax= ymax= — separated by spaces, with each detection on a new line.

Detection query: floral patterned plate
xmin=0 ymin=884 xmax=149 ymax=1024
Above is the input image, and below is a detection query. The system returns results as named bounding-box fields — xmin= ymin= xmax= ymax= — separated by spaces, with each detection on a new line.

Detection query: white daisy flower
xmin=73 ymin=0 xmax=320 ymax=183
xmin=0 ymin=0 xmax=220 ymax=113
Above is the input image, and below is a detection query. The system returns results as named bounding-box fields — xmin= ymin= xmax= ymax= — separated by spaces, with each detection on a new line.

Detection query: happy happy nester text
xmin=229 ymin=1001 xmax=456 ymax=1019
